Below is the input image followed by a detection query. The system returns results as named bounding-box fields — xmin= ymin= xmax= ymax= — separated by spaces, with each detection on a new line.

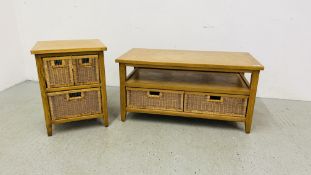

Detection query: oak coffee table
xmin=115 ymin=48 xmax=264 ymax=133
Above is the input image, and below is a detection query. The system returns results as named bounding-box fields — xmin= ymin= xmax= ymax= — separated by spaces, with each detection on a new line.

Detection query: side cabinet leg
xmin=98 ymin=52 xmax=109 ymax=127
xmin=245 ymin=71 xmax=260 ymax=133
xmin=35 ymin=56 xmax=53 ymax=136
xmin=47 ymin=124 xmax=52 ymax=136
xmin=119 ymin=64 xmax=127 ymax=121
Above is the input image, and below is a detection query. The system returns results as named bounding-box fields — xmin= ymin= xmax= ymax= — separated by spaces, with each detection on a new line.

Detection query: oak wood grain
xmin=119 ymin=64 xmax=127 ymax=121
xmin=126 ymin=108 xmax=246 ymax=122
xmin=35 ymin=55 xmax=53 ymax=136
xmin=98 ymin=52 xmax=109 ymax=127
xmin=31 ymin=39 xmax=107 ymax=54
xmin=126 ymin=68 xmax=250 ymax=95
xmin=245 ymin=71 xmax=260 ymax=133
xmin=116 ymin=48 xmax=264 ymax=71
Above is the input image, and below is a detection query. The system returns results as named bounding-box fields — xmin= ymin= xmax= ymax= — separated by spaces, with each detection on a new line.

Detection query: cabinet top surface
xmin=116 ymin=48 xmax=264 ymax=71
xmin=31 ymin=39 xmax=107 ymax=54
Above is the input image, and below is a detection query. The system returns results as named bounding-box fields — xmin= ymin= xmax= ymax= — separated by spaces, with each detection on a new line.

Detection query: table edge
xmin=31 ymin=47 xmax=107 ymax=55
xmin=115 ymin=59 xmax=264 ymax=71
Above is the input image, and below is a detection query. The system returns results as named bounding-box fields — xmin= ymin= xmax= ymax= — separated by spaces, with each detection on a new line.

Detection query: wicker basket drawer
xmin=48 ymin=88 xmax=102 ymax=120
xmin=43 ymin=56 xmax=74 ymax=88
xmin=127 ymin=88 xmax=184 ymax=111
xmin=72 ymin=55 xmax=100 ymax=85
xmin=184 ymin=92 xmax=248 ymax=117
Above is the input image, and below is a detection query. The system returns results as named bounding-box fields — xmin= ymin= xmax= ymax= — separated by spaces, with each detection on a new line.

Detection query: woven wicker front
xmin=43 ymin=57 xmax=73 ymax=88
xmin=184 ymin=93 xmax=248 ymax=116
xmin=48 ymin=89 xmax=102 ymax=120
xmin=73 ymin=56 xmax=99 ymax=85
xmin=127 ymin=88 xmax=183 ymax=111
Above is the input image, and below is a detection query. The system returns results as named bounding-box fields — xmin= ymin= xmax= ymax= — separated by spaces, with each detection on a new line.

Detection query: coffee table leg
xmin=119 ymin=64 xmax=127 ymax=121
xmin=245 ymin=71 xmax=260 ymax=133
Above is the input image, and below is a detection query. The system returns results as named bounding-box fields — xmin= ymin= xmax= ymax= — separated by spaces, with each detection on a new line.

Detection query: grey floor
xmin=0 ymin=81 xmax=311 ymax=175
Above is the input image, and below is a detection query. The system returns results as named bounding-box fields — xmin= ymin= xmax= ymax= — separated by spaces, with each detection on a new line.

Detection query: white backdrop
xmin=1 ymin=0 xmax=311 ymax=101
xmin=0 ymin=0 xmax=25 ymax=91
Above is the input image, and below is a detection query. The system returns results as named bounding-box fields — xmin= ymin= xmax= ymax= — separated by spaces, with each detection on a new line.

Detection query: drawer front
xmin=127 ymin=88 xmax=184 ymax=111
xmin=43 ymin=56 xmax=74 ymax=88
xmin=48 ymin=88 xmax=102 ymax=120
xmin=72 ymin=55 xmax=100 ymax=85
xmin=184 ymin=92 xmax=248 ymax=117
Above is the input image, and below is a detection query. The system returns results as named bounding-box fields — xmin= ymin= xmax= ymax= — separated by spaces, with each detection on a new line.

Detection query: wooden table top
xmin=31 ymin=39 xmax=107 ymax=54
xmin=116 ymin=48 xmax=264 ymax=71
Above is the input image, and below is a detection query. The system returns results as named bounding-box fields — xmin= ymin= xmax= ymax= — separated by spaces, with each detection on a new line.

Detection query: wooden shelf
xmin=126 ymin=68 xmax=250 ymax=95
xmin=52 ymin=113 xmax=103 ymax=124
xmin=126 ymin=108 xmax=246 ymax=122
xmin=46 ymin=84 xmax=100 ymax=93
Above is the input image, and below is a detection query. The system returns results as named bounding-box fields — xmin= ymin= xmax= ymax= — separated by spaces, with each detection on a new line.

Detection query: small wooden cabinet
xmin=31 ymin=39 xmax=109 ymax=136
xmin=116 ymin=48 xmax=264 ymax=133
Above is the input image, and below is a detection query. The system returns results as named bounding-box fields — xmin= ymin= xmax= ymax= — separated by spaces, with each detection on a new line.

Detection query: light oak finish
xmin=126 ymin=64 xmax=254 ymax=73
xmin=35 ymin=56 xmax=52 ymax=136
xmin=31 ymin=39 xmax=109 ymax=136
xmin=31 ymin=39 xmax=107 ymax=54
xmin=245 ymin=71 xmax=260 ymax=133
xmin=126 ymin=68 xmax=250 ymax=95
xmin=116 ymin=48 xmax=264 ymax=71
xmin=51 ymin=114 xmax=103 ymax=124
xmin=119 ymin=64 xmax=127 ymax=121
xmin=116 ymin=48 xmax=264 ymax=133
xmin=46 ymin=84 xmax=100 ymax=93
xmin=126 ymin=108 xmax=246 ymax=122
xmin=98 ymin=52 xmax=109 ymax=127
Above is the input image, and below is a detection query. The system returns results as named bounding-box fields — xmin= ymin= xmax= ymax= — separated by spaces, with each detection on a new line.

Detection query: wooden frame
xmin=31 ymin=40 xmax=109 ymax=136
xmin=116 ymin=48 xmax=264 ymax=133
xmin=119 ymin=64 xmax=127 ymax=122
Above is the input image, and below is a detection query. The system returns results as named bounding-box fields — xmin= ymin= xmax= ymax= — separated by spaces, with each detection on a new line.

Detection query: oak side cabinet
xmin=31 ymin=39 xmax=109 ymax=136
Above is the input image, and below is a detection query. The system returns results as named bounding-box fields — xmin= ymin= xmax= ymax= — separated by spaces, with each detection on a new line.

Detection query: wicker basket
xmin=48 ymin=88 xmax=102 ymax=120
xmin=73 ymin=55 xmax=100 ymax=85
xmin=184 ymin=92 xmax=248 ymax=117
xmin=127 ymin=88 xmax=184 ymax=111
xmin=43 ymin=56 xmax=74 ymax=88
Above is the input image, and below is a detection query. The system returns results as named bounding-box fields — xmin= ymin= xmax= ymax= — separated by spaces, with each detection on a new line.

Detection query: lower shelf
xmin=126 ymin=68 xmax=250 ymax=95
xmin=126 ymin=108 xmax=246 ymax=122
xmin=52 ymin=113 xmax=103 ymax=124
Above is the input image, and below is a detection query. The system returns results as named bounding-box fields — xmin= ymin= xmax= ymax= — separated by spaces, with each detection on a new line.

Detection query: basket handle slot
xmin=82 ymin=58 xmax=89 ymax=64
xmin=208 ymin=95 xmax=223 ymax=102
xmin=51 ymin=59 xmax=66 ymax=67
xmin=79 ymin=57 xmax=92 ymax=66
xmin=147 ymin=91 xmax=161 ymax=98
xmin=67 ymin=92 xmax=84 ymax=100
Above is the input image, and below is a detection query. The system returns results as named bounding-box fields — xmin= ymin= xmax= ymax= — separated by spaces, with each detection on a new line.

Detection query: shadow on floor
xmin=52 ymin=97 xmax=272 ymax=134
xmin=127 ymin=112 xmax=243 ymax=131
xmin=54 ymin=119 xmax=104 ymax=133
